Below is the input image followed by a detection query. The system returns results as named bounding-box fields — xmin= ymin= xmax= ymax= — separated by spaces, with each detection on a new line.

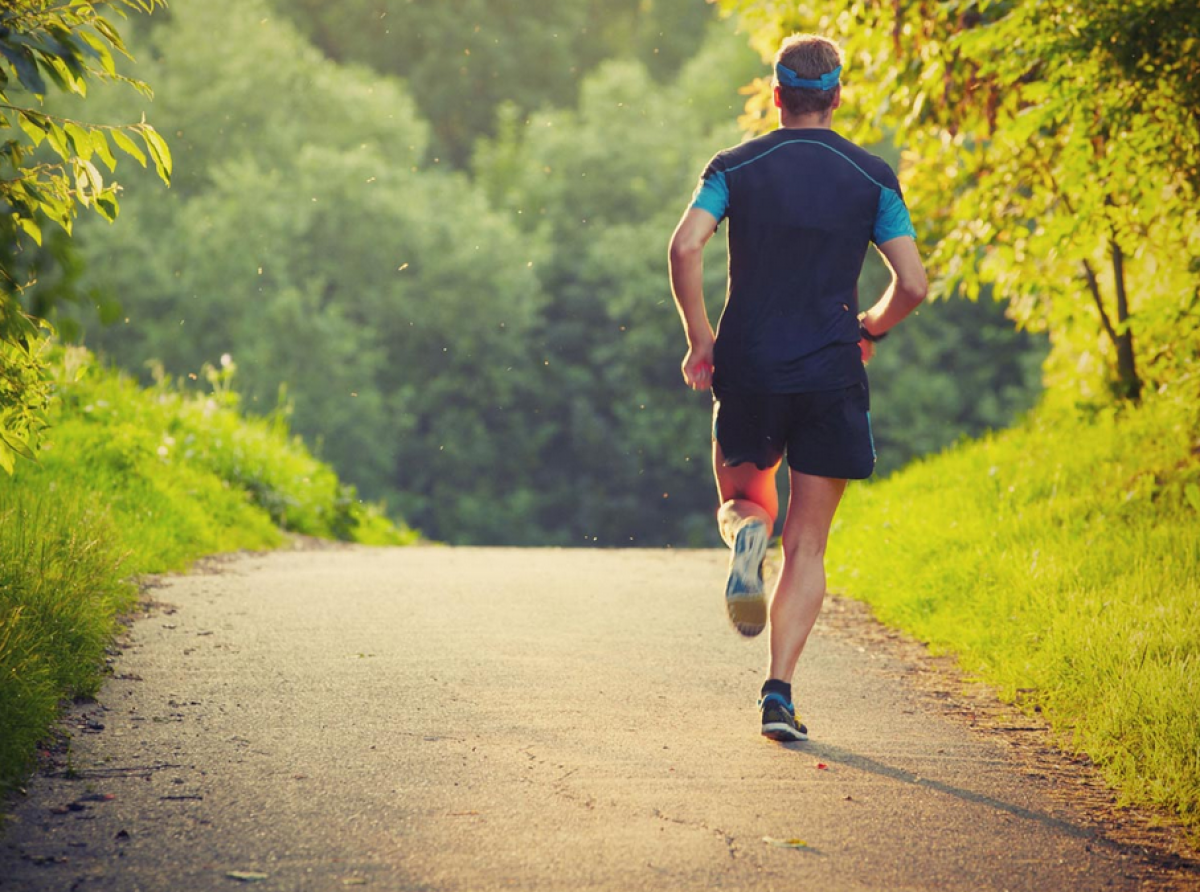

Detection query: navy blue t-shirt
xmin=690 ymin=128 xmax=915 ymax=395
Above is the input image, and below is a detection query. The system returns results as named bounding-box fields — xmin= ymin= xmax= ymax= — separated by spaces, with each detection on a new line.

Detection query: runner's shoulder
xmin=704 ymin=130 xmax=788 ymax=174
xmin=829 ymin=134 xmax=902 ymax=188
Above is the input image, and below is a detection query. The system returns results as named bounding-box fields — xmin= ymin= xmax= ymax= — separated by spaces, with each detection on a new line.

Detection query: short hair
xmin=774 ymin=34 xmax=843 ymax=117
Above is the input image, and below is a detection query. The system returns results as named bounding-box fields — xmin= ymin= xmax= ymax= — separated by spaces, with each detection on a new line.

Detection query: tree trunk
xmin=1110 ymin=239 xmax=1142 ymax=402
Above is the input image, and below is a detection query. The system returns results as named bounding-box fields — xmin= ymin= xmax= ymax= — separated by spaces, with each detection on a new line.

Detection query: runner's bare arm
xmin=859 ymin=235 xmax=928 ymax=339
xmin=669 ymin=207 xmax=720 ymax=390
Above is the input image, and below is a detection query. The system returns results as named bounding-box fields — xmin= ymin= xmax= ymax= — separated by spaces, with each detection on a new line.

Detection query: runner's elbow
xmin=669 ymin=233 xmax=705 ymax=265
xmin=897 ymin=270 xmax=928 ymax=307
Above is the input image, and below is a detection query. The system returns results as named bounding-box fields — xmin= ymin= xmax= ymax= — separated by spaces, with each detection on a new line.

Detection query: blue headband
xmin=775 ymin=62 xmax=842 ymax=91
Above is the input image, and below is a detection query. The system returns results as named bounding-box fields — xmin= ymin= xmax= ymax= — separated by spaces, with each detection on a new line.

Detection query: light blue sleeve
xmin=690 ymin=170 xmax=729 ymax=222
xmin=874 ymin=187 xmax=916 ymax=244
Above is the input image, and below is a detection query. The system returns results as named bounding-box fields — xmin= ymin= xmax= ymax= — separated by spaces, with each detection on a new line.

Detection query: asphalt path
xmin=0 ymin=547 xmax=1178 ymax=890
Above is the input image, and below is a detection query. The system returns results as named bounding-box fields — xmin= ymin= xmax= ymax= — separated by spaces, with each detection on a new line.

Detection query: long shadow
xmin=792 ymin=740 xmax=1098 ymax=842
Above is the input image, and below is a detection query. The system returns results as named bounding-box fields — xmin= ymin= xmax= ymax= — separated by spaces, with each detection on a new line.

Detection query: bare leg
xmin=712 ymin=442 xmax=779 ymax=543
xmin=767 ymin=469 xmax=847 ymax=683
xmin=712 ymin=442 xmax=781 ymax=635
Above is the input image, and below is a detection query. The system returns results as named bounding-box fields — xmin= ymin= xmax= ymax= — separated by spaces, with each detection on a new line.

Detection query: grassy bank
xmin=829 ymin=392 xmax=1200 ymax=833
xmin=0 ymin=347 xmax=415 ymax=790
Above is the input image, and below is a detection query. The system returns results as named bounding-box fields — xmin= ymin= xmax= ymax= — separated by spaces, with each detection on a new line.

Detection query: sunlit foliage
xmin=1 ymin=0 xmax=169 ymax=472
xmin=718 ymin=0 xmax=1200 ymax=404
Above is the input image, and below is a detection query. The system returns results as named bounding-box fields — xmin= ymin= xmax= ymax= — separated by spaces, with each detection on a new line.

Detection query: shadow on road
xmin=794 ymin=740 xmax=1097 ymax=841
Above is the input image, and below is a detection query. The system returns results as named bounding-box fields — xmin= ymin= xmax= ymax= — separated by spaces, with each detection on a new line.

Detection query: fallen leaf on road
xmin=763 ymin=837 xmax=809 ymax=848
xmin=226 ymin=871 xmax=269 ymax=882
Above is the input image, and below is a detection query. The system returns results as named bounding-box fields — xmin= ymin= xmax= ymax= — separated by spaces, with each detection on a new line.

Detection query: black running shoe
xmin=725 ymin=519 xmax=769 ymax=637
xmin=760 ymin=692 xmax=808 ymax=742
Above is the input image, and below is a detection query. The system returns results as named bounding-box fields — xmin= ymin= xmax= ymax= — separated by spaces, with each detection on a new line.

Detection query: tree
xmin=272 ymin=0 xmax=717 ymax=167
xmin=60 ymin=0 xmax=548 ymax=543
xmin=717 ymin=0 xmax=1200 ymax=404
xmin=1 ymin=0 xmax=169 ymax=473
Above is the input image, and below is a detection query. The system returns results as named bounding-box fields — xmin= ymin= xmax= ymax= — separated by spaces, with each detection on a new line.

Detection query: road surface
xmin=0 ymin=547 xmax=1188 ymax=890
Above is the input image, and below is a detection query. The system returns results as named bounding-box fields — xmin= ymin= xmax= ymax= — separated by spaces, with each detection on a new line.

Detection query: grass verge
xmin=829 ymin=392 xmax=1200 ymax=836
xmin=0 ymin=347 xmax=416 ymax=791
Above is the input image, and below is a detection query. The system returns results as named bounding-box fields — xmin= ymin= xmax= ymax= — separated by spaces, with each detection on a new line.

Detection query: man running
xmin=668 ymin=33 xmax=928 ymax=742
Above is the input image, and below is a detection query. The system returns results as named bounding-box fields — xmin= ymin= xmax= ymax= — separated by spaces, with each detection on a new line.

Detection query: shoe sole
xmin=726 ymin=521 xmax=769 ymax=637
xmin=762 ymin=722 xmax=808 ymax=742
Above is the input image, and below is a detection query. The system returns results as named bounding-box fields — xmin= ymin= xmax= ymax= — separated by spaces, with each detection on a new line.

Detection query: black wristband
xmin=859 ymin=323 xmax=888 ymax=343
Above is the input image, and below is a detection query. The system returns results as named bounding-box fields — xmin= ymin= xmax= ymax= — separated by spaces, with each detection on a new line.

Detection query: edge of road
xmin=815 ymin=591 xmax=1200 ymax=890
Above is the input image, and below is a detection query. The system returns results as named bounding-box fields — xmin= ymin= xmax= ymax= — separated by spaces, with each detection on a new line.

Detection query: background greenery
xmin=22 ymin=0 xmax=1045 ymax=545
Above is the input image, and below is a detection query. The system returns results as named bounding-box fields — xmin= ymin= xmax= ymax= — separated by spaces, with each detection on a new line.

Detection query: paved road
xmin=0 ymin=547 xmax=1169 ymax=890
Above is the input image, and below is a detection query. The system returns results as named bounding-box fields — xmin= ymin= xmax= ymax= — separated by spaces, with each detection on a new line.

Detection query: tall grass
xmin=829 ymin=393 xmax=1200 ymax=832
xmin=0 ymin=491 xmax=135 ymax=784
xmin=0 ymin=347 xmax=415 ymax=789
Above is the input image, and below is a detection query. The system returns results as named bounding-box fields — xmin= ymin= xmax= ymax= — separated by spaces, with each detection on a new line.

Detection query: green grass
xmin=0 ymin=347 xmax=416 ymax=790
xmin=829 ymin=392 xmax=1200 ymax=833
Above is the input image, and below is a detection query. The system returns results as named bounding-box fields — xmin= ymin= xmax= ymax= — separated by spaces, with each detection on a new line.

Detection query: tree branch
xmin=1080 ymin=259 xmax=1119 ymax=345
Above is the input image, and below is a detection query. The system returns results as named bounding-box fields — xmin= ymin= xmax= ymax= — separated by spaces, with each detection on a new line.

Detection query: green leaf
xmin=92 ymin=17 xmax=129 ymax=56
xmin=17 ymin=112 xmax=47 ymax=146
xmin=92 ymin=129 xmax=118 ymax=172
xmin=95 ymin=192 xmax=119 ymax=222
xmin=78 ymin=30 xmax=117 ymax=76
xmin=139 ymin=125 xmax=172 ymax=185
xmin=0 ymin=43 xmax=47 ymax=95
xmin=76 ymin=158 xmax=105 ymax=206
xmin=46 ymin=122 xmax=71 ymax=161
xmin=43 ymin=25 xmax=89 ymax=77
xmin=111 ymin=127 xmax=146 ymax=167
xmin=17 ymin=216 xmax=42 ymax=246
xmin=37 ymin=54 xmax=81 ymax=95
xmin=65 ymin=122 xmax=94 ymax=161
xmin=0 ymin=429 xmax=37 ymax=463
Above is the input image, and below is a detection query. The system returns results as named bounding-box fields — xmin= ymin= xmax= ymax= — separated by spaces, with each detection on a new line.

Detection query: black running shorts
xmin=712 ymin=382 xmax=876 ymax=480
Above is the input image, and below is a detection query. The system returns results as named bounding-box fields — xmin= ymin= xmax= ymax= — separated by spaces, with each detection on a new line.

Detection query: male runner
xmin=668 ymin=34 xmax=928 ymax=742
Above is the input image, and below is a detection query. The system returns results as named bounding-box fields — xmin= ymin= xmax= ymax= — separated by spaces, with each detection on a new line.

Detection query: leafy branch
xmin=1 ymin=0 xmax=169 ymax=474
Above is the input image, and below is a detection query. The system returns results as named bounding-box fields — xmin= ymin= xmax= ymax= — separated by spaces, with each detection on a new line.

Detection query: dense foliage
xmin=272 ymin=0 xmax=716 ymax=166
xmin=27 ymin=0 xmax=1045 ymax=545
